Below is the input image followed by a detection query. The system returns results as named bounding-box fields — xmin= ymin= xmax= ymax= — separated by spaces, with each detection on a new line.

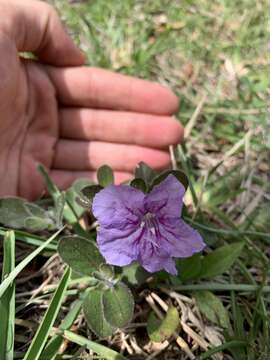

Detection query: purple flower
xmin=92 ymin=175 xmax=205 ymax=275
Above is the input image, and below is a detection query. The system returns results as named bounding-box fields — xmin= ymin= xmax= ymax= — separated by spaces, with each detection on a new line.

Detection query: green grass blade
xmin=195 ymin=340 xmax=247 ymax=359
xmin=177 ymin=144 xmax=198 ymax=206
xmin=0 ymin=227 xmax=57 ymax=251
xmin=62 ymin=330 xmax=128 ymax=360
xmin=163 ymin=283 xmax=270 ymax=292
xmin=40 ymin=299 xmax=83 ymax=359
xmin=23 ymin=267 xmax=71 ymax=360
xmin=0 ymin=227 xmax=63 ymax=298
xmin=0 ymin=231 xmax=15 ymax=360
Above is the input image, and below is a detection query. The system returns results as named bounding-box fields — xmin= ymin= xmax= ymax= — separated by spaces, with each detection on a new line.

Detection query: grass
xmin=0 ymin=0 xmax=270 ymax=358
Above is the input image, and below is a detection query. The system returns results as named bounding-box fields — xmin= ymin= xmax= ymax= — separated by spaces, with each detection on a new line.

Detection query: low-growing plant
xmin=0 ymin=162 xmax=248 ymax=353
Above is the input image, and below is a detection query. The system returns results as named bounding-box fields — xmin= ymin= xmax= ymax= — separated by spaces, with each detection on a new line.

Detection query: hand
xmin=0 ymin=0 xmax=183 ymax=200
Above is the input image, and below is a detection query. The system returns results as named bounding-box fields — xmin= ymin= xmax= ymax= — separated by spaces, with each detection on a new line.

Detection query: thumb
xmin=0 ymin=0 xmax=85 ymax=66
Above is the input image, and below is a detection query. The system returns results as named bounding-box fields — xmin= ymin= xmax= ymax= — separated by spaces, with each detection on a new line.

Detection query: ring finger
xmin=59 ymin=108 xmax=183 ymax=148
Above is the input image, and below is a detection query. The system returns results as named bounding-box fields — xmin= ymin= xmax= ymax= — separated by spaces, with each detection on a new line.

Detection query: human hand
xmin=0 ymin=0 xmax=183 ymax=200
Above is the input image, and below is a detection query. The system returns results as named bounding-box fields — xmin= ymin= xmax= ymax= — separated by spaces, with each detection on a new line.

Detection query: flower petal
xmin=97 ymin=225 xmax=143 ymax=266
xmin=92 ymin=184 xmax=145 ymax=229
xmin=145 ymin=175 xmax=185 ymax=217
xmin=137 ymin=235 xmax=177 ymax=274
xmin=163 ymin=258 xmax=178 ymax=275
xmin=139 ymin=251 xmax=177 ymax=275
xmin=158 ymin=218 xmax=206 ymax=257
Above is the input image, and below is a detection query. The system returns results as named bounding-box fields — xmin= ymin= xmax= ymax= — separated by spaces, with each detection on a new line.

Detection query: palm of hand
xmin=0 ymin=1 xmax=182 ymax=200
xmin=0 ymin=46 xmax=58 ymax=199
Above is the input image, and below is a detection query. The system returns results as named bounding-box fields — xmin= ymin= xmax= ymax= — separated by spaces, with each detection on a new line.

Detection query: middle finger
xmin=59 ymin=108 xmax=183 ymax=148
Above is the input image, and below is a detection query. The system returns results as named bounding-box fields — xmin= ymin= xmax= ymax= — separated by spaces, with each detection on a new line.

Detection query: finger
xmin=53 ymin=140 xmax=171 ymax=172
xmin=60 ymin=108 xmax=183 ymax=148
xmin=0 ymin=0 xmax=84 ymax=66
xmin=46 ymin=66 xmax=179 ymax=115
xmin=50 ymin=170 xmax=132 ymax=190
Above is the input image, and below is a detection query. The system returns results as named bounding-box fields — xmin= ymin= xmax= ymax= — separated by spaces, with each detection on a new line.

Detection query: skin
xmin=0 ymin=0 xmax=183 ymax=200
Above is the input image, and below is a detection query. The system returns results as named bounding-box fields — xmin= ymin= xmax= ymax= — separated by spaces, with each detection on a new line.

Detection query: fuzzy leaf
xmin=66 ymin=179 xmax=94 ymax=217
xmin=130 ymin=178 xmax=147 ymax=193
xmin=24 ymin=203 xmax=47 ymax=218
xmin=83 ymin=289 xmax=114 ymax=338
xmin=102 ymin=283 xmax=134 ymax=328
xmin=76 ymin=185 xmax=103 ymax=209
xmin=200 ymin=242 xmax=244 ymax=278
xmin=122 ymin=262 xmax=149 ymax=286
xmin=98 ymin=264 xmax=115 ymax=281
xmin=0 ymin=198 xmax=31 ymax=228
xmin=194 ymin=291 xmax=230 ymax=328
xmin=177 ymin=253 xmax=202 ymax=281
xmin=97 ymin=165 xmax=114 ymax=187
xmin=147 ymin=306 xmax=179 ymax=342
xmin=24 ymin=217 xmax=54 ymax=232
xmin=0 ymin=196 xmax=55 ymax=231
xmin=58 ymin=236 xmax=104 ymax=276
xmin=135 ymin=162 xmax=157 ymax=188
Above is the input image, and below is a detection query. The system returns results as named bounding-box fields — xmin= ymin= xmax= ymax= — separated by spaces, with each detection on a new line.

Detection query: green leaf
xmin=177 ymin=253 xmax=203 ymax=281
xmin=201 ymin=242 xmax=245 ymax=278
xmin=135 ymin=162 xmax=157 ymax=188
xmin=97 ymin=165 xmax=114 ymax=187
xmin=98 ymin=264 xmax=115 ymax=281
xmin=0 ymin=198 xmax=30 ymax=228
xmin=0 ymin=231 xmax=15 ymax=360
xmin=23 ymin=267 xmax=71 ymax=360
xmin=38 ymin=164 xmax=81 ymax=226
xmin=0 ymin=198 xmax=57 ymax=231
xmin=24 ymin=203 xmax=47 ymax=218
xmin=194 ymin=291 xmax=230 ymax=328
xmin=130 ymin=178 xmax=147 ymax=193
xmin=0 ymin=228 xmax=63 ymax=298
xmin=58 ymin=235 xmax=104 ymax=276
xmin=147 ymin=306 xmax=179 ymax=342
xmin=76 ymin=184 xmax=103 ymax=208
xmin=151 ymin=170 xmax=189 ymax=190
xmin=62 ymin=330 xmax=128 ymax=359
xmin=66 ymin=178 xmax=95 ymax=217
xmin=24 ymin=217 xmax=55 ymax=232
xmin=102 ymin=282 xmax=134 ymax=328
xmin=122 ymin=262 xmax=149 ymax=286
xmin=83 ymin=288 xmax=115 ymax=337
xmin=0 ymin=198 xmax=56 ymax=232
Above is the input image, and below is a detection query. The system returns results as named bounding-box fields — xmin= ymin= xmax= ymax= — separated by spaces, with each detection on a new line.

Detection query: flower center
xmin=140 ymin=212 xmax=157 ymax=235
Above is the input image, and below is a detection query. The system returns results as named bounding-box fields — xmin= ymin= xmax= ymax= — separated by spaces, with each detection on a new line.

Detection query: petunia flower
xmin=92 ymin=175 xmax=205 ymax=275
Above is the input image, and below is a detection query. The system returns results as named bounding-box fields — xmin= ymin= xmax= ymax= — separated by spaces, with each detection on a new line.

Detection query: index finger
xmin=46 ymin=66 xmax=179 ymax=115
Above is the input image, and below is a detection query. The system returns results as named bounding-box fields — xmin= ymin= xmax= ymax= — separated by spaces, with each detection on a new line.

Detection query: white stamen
xmin=140 ymin=212 xmax=158 ymax=242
